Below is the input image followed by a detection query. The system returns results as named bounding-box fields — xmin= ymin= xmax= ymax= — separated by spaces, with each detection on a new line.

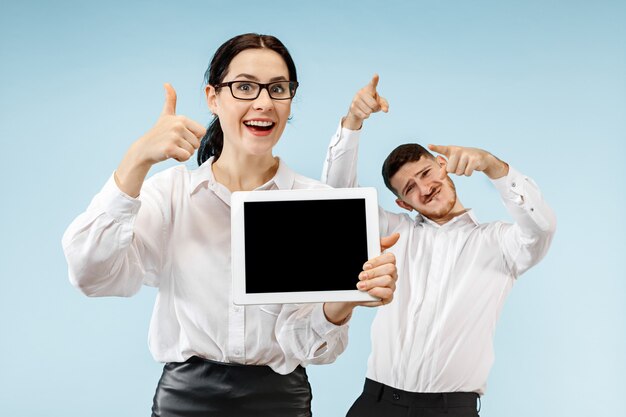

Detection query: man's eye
xmin=422 ymin=169 xmax=430 ymax=178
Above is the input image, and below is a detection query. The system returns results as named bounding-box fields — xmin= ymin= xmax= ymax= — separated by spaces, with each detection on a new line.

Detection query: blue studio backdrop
xmin=1 ymin=1 xmax=624 ymax=416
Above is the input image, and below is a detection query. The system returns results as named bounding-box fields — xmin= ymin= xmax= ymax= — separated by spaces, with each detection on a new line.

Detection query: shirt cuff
xmin=491 ymin=166 xmax=554 ymax=231
xmin=96 ymin=173 xmax=142 ymax=222
xmin=311 ymin=303 xmax=350 ymax=337
xmin=328 ymin=118 xmax=361 ymax=150
xmin=490 ymin=165 xmax=526 ymax=205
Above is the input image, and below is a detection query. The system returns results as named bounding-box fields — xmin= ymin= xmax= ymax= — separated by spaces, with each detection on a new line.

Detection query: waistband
xmin=153 ymin=356 xmax=312 ymax=416
xmin=363 ymin=378 xmax=479 ymax=409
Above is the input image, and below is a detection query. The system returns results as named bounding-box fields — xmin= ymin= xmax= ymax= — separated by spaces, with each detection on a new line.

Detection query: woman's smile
xmin=243 ymin=118 xmax=276 ymax=136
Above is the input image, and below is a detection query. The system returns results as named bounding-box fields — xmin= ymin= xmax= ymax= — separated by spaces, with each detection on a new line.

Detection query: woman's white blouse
xmin=62 ymin=158 xmax=349 ymax=375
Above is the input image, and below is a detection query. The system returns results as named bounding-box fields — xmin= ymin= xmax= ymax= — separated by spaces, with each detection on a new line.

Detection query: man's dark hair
xmin=382 ymin=143 xmax=435 ymax=196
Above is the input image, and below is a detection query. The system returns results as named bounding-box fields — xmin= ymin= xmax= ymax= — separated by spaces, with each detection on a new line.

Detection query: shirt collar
xmin=258 ymin=157 xmax=296 ymax=190
xmin=189 ymin=157 xmax=216 ymax=195
xmin=189 ymin=156 xmax=295 ymax=195
xmin=414 ymin=209 xmax=480 ymax=228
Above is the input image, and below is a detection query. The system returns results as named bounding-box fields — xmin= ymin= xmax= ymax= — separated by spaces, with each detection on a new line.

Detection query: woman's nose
xmin=252 ymin=88 xmax=274 ymax=110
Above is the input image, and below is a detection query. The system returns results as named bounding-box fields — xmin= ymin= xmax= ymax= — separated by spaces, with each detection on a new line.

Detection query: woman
xmin=62 ymin=33 xmax=398 ymax=416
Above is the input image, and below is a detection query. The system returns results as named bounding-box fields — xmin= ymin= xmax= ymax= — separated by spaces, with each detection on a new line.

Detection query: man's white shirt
xmin=322 ymin=125 xmax=556 ymax=394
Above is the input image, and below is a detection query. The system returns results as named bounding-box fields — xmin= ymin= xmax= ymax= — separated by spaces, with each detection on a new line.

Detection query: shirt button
xmin=530 ymin=207 xmax=534 ymax=212
xmin=512 ymin=182 xmax=517 ymax=187
xmin=392 ymin=393 xmax=400 ymax=400
xmin=234 ymin=349 xmax=241 ymax=356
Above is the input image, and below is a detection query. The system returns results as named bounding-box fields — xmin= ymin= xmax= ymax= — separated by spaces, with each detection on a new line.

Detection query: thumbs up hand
xmin=134 ymin=83 xmax=206 ymax=165
xmin=114 ymin=83 xmax=207 ymax=197
xmin=342 ymin=74 xmax=389 ymax=130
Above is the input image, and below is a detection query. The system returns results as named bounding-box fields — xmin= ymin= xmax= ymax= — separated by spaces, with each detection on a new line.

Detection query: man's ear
xmin=436 ymin=155 xmax=448 ymax=177
xmin=395 ymin=198 xmax=413 ymax=212
xmin=205 ymin=85 xmax=218 ymax=114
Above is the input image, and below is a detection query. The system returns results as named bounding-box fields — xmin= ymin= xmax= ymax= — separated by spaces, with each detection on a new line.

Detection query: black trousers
xmin=151 ymin=356 xmax=312 ymax=417
xmin=346 ymin=379 xmax=480 ymax=417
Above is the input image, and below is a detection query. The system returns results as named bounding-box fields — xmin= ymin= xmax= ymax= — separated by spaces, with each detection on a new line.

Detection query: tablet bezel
xmin=231 ymin=187 xmax=380 ymax=305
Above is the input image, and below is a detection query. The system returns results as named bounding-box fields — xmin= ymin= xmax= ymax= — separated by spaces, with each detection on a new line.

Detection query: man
xmin=322 ymin=75 xmax=556 ymax=417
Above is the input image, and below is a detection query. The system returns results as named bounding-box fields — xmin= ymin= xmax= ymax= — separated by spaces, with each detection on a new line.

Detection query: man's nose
xmin=418 ymin=181 xmax=434 ymax=195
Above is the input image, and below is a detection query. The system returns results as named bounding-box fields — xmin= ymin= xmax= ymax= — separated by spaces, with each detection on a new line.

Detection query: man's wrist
xmin=341 ymin=115 xmax=363 ymax=131
xmin=484 ymin=154 xmax=509 ymax=180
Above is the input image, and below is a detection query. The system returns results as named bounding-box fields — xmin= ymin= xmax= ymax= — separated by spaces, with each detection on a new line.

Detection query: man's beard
xmin=420 ymin=176 xmax=457 ymax=221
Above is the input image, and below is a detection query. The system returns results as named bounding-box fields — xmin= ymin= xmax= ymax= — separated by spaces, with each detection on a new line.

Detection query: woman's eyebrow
xmin=231 ymin=73 xmax=288 ymax=82
xmin=231 ymin=73 xmax=259 ymax=81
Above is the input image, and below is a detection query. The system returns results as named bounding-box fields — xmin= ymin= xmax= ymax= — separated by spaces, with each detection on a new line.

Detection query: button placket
xmin=228 ymin=303 xmax=245 ymax=361
xmin=412 ymin=228 xmax=444 ymax=388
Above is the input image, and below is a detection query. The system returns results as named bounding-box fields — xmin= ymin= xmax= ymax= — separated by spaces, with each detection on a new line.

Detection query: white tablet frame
xmin=231 ymin=187 xmax=380 ymax=305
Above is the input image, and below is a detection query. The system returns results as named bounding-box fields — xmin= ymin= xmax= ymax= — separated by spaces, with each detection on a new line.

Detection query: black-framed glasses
xmin=214 ymin=80 xmax=299 ymax=100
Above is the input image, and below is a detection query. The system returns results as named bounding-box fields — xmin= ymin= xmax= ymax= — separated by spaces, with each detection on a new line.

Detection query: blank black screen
xmin=243 ymin=199 xmax=368 ymax=293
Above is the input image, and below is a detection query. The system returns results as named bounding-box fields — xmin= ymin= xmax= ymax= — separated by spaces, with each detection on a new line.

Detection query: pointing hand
xmin=343 ymin=74 xmax=389 ymax=130
xmin=428 ymin=144 xmax=509 ymax=179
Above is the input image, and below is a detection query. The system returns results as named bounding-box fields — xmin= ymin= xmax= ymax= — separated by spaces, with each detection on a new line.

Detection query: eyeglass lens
xmin=230 ymin=81 xmax=295 ymax=100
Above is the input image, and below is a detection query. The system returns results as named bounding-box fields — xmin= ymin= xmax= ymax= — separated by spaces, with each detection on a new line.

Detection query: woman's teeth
xmin=244 ymin=120 xmax=274 ymax=127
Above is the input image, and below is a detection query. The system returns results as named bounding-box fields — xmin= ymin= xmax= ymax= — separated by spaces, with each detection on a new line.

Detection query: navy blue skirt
xmin=151 ymin=356 xmax=312 ymax=417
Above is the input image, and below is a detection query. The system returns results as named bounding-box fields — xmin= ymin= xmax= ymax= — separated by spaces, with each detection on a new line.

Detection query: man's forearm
xmin=483 ymin=153 xmax=510 ymax=180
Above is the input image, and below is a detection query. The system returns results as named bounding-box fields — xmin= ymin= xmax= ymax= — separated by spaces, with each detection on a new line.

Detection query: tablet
xmin=231 ymin=187 xmax=380 ymax=305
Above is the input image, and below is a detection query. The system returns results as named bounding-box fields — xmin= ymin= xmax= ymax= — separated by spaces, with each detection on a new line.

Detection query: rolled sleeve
xmin=491 ymin=166 xmax=556 ymax=233
xmin=62 ymin=172 xmax=164 ymax=296
xmin=310 ymin=303 xmax=350 ymax=338
xmin=306 ymin=304 xmax=350 ymax=362
xmin=97 ymin=174 xmax=142 ymax=222
xmin=491 ymin=166 xmax=557 ymax=276
xmin=275 ymin=303 xmax=349 ymax=367
xmin=321 ymin=119 xmax=361 ymax=187
xmin=95 ymin=174 xmax=142 ymax=249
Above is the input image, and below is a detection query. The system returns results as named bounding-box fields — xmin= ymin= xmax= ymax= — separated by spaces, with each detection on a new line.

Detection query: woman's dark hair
xmin=382 ymin=143 xmax=434 ymax=196
xmin=197 ymin=33 xmax=298 ymax=165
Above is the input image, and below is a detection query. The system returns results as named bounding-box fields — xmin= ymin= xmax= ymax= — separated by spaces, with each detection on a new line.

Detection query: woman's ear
xmin=205 ymin=85 xmax=218 ymax=114
xmin=395 ymin=198 xmax=414 ymax=212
